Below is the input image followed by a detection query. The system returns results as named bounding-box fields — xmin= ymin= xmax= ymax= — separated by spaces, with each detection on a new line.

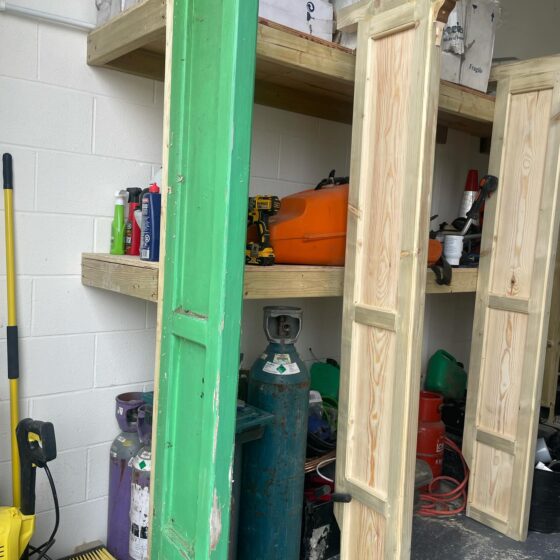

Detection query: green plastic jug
xmin=425 ymin=349 xmax=467 ymax=401
xmin=310 ymin=361 xmax=340 ymax=404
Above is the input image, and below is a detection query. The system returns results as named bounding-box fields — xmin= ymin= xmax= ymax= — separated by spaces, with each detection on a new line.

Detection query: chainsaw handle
xmin=315 ymin=169 xmax=349 ymax=190
xmin=3 ymin=153 xmax=13 ymax=189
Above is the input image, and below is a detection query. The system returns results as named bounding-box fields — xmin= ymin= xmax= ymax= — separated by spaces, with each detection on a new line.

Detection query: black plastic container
xmin=529 ymin=465 xmax=560 ymax=533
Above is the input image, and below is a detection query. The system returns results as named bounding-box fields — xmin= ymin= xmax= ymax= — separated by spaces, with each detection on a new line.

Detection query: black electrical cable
xmin=28 ymin=464 xmax=59 ymax=560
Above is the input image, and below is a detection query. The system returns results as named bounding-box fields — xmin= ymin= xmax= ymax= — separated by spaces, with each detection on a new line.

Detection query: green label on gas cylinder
xmin=263 ymin=361 xmax=300 ymax=375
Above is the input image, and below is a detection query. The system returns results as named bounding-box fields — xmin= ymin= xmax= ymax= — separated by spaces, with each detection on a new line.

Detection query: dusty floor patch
xmin=412 ymin=514 xmax=560 ymax=559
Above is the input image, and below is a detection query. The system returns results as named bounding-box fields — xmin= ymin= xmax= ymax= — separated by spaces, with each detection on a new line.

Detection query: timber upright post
xmin=334 ymin=1 xmax=455 ymax=559
xmin=150 ymin=0 xmax=259 ymax=559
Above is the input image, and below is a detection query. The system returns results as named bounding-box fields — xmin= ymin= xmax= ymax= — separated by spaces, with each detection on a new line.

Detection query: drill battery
xmin=245 ymin=196 xmax=280 ymax=266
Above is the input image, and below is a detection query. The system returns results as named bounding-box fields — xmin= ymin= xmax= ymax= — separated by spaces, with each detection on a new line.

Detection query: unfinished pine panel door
xmin=463 ymin=57 xmax=560 ymax=541
xmin=334 ymin=1 xmax=455 ymax=558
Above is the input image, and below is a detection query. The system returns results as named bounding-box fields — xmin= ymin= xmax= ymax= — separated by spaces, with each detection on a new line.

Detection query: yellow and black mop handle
xmin=3 ymin=153 xmax=21 ymax=508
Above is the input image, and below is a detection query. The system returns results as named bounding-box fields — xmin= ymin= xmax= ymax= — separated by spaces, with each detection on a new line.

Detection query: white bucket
xmin=444 ymin=235 xmax=463 ymax=266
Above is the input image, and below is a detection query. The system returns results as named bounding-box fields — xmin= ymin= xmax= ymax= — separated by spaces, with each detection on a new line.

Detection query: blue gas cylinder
xmin=238 ymin=306 xmax=310 ymax=560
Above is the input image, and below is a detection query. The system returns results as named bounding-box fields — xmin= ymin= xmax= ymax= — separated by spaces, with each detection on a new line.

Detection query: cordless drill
xmin=245 ymin=195 xmax=280 ymax=266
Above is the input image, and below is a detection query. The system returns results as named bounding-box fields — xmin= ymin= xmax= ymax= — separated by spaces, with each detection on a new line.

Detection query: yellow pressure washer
xmin=0 ymin=419 xmax=58 ymax=559
xmin=1 ymin=154 xmax=59 ymax=560
xmin=3 ymin=153 xmax=21 ymax=509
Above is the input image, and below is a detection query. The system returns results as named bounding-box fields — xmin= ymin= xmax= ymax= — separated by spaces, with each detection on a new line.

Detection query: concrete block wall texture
xmin=0 ymin=2 xmax=159 ymax=556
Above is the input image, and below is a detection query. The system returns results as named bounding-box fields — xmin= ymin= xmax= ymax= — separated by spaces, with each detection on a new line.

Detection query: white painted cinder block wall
xmin=0 ymin=2 xmax=162 ymax=555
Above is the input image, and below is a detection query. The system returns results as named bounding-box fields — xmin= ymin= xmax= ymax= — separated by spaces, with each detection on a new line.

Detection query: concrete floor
xmin=412 ymin=514 xmax=560 ymax=559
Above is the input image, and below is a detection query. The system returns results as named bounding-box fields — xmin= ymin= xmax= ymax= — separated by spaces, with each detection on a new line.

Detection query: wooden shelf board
xmin=87 ymin=0 xmax=495 ymax=132
xmin=82 ymin=253 xmax=479 ymax=302
xmin=82 ymin=253 xmax=159 ymax=301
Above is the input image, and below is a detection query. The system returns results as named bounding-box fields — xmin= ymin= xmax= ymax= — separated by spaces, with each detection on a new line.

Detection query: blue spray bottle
xmin=140 ymin=183 xmax=161 ymax=262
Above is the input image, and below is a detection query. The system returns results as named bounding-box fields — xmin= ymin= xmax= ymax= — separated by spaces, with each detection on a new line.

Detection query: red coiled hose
xmin=418 ymin=437 xmax=469 ymax=517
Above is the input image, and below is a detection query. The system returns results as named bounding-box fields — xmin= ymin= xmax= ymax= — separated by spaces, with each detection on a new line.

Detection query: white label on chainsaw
xmin=129 ymin=483 xmax=150 ymax=560
xmin=263 ymin=361 xmax=300 ymax=375
xmin=273 ymin=353 xmax=292 ymax=364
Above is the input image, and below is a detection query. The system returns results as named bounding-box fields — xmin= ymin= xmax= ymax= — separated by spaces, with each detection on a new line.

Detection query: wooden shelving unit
xmin=82 ymin=253 xmax=479 ymax=302
xmin=87 ymin=0 xmax=495 ymax=131
xmin=85 ymin=3 xmax=490 ymax=301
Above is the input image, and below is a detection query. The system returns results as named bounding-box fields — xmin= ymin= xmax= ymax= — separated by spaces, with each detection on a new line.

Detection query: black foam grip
xmin=7 ymin=326 xmax=19 ymax=379
xmin=3 ymin=153 xmax=13 ymax=189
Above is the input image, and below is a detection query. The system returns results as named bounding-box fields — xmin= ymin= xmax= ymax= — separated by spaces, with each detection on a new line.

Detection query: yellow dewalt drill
xmin=245 ymin=196 xmax=280 ymax=266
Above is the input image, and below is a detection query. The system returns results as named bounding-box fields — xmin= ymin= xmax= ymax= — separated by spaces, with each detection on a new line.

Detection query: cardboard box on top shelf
xmin=259 ymin=0 xmax=334 ymax=41
xmin=441 ymin=0 xmax=500 ymax=93
xmin=331 ymin=0 xmax=358 ymax=49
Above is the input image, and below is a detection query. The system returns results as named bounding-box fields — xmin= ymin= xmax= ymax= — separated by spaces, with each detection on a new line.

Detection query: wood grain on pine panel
xmin=359 ymin=29 xmax=413 ymax=309
xmin=478 ymin=309 xmax=528 ymax=438
xmin=344 ymin=501 xmax=386 ymax=559
xmin=490 ymin=90 xmax=553 ymax=299
xmin=471 ymin=443 xmax=514 ymax=522
xmin=348 ymin=324 xmax=394 ymax=496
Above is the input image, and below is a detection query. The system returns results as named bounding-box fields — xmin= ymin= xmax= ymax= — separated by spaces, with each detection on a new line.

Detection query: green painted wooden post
xmin=151 ymin=0 xmax=258 ymax=558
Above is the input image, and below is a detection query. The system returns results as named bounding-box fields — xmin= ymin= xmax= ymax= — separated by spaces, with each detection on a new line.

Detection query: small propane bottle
xmin=238 ymin=306 xmax=310 ymax=560
xmin=416 ymin=391 xmax=445 ymax=480
xmin=139 ymin=183 xmax=161 ymax=262
xmin=125 ymin=188 xmax=143 ymax=256
xmin=111 ymin=190 xmax=128 ymax=255
xmin=107 ymin=392 xmax=144 ymax=560
xmin=129 ymin=403 xmax=153 ymax=560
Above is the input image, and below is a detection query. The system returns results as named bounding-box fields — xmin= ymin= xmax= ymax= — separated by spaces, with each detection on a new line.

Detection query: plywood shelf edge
xmin=82 ymin=253 xmax=478 ymax=302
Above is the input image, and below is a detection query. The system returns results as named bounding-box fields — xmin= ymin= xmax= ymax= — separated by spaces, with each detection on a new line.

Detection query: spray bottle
xmin=140 ymin=183 xmax=161 ymax=262
xmin=125 ymin=188 xmax=143 ymax=256
xmin=110 ymin=190 xmax=128 ymax=255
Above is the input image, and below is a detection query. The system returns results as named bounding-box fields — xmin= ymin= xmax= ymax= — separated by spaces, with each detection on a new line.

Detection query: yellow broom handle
xmin=3 ymin=153 xmax=21 ymax=508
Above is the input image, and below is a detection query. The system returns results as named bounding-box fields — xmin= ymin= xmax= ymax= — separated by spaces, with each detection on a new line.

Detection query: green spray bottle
xmin=110 ymin=190 xmax=128 ymax=255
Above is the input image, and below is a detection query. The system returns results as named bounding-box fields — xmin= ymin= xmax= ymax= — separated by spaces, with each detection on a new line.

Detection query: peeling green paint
xmin=150 ymin=0 xmax=258 ymax=558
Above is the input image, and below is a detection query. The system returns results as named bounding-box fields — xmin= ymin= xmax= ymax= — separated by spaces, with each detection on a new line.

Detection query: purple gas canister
xmin=129 ymin=404 xmax=153 ymax=560
xmin=107 ymin=392 xmax=144 ymax=560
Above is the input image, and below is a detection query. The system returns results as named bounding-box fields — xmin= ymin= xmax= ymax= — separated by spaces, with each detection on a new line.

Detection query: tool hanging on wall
xmin=0 ymin=419 xmax=58 ymax=559
xmin=3 ymin=152 xmax=21 ymax=508
xmin=245 ymin=195 xmax=280 ymax=265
